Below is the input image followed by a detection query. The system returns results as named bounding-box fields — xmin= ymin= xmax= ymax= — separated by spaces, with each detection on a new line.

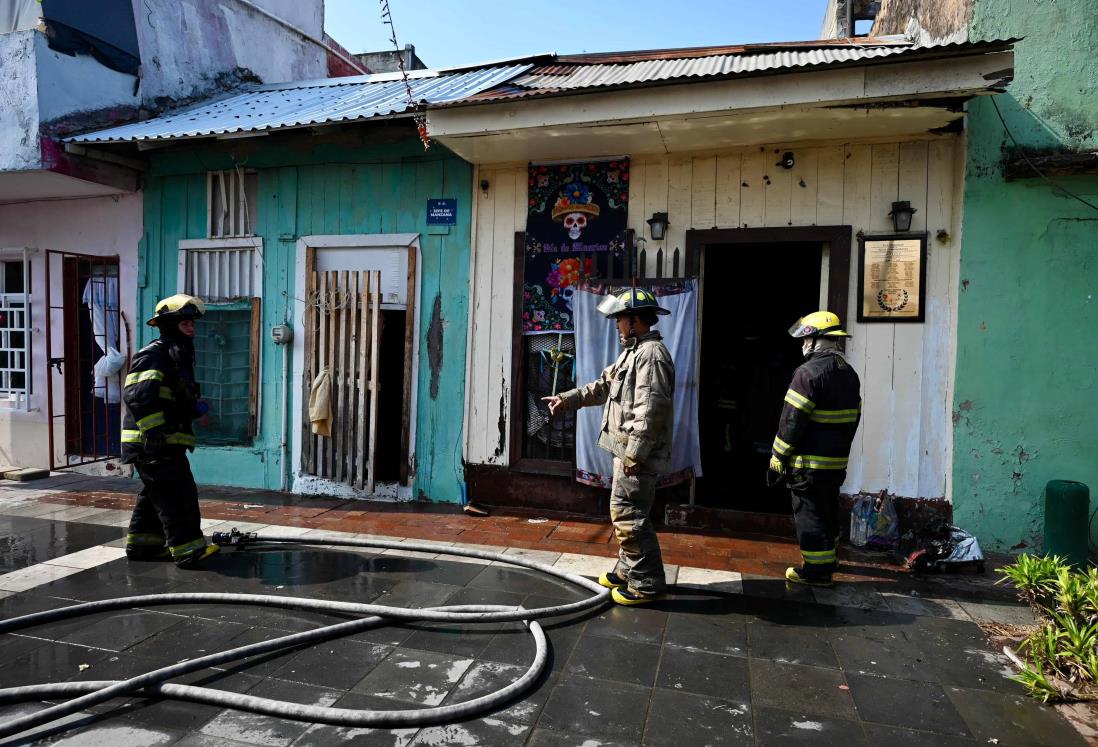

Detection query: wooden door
xmin=301 ymin=258 xmax=381 ymax=492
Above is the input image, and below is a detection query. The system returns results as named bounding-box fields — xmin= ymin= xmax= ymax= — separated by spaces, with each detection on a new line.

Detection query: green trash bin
xmin=1044 ymin=480 xmax=1090 ymax=567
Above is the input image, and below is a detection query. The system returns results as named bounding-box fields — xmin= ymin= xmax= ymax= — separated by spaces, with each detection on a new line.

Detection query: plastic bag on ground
xmin=849 ymin=493 xmax=900 ymax=550
xmin=849 ymin=495 xmax=873 ymax=547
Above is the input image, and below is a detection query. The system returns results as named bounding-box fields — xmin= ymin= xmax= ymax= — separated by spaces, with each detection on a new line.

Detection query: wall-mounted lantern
xmin=646 ymin=212 xmax=669 ymax=241
xmin=889 ymin=201 xmax=917 ymax=232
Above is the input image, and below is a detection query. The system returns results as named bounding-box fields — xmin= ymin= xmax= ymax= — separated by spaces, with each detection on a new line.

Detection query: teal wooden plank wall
xmin=139 ymin=137 xmax=472 ymax=503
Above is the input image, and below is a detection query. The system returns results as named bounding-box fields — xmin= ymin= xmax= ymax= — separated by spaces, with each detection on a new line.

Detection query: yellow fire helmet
xmin=788 ymin=310 xmax=851 ymax=338
xmin=147 ymin=294 xmax=206 ymax=327
xmin=596 ymin=287 xmax=671 ymax=319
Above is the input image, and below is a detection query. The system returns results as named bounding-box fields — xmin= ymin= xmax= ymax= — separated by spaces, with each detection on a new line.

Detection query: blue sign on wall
xmin=426 ymin=198 xmax=457 ymax=226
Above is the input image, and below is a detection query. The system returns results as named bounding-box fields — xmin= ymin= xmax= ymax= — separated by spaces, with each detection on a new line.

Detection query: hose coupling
xmin=211 ymin=528 xmax=258 ymax=547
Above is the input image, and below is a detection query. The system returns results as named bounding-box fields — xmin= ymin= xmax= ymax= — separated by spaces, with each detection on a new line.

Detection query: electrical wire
xmin=0 ymin=534 xmax=609 ymax=739
xmin=989 ymin=97 xmax=1098 ymax=213
xmin=378 ymin=0 xmax=430 ymax=150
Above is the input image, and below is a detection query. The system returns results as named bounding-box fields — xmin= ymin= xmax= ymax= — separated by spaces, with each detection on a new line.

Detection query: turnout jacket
xmin=558 ymin=332 xmax=675 ymax=474
xmin=771 ymin=350 xmax=861 ymax=479
xmin=121 ymin=336 xmax=200 ymax=462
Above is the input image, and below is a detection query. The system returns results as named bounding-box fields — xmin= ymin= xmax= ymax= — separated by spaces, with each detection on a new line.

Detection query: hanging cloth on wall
xmin=308 ymin=369 xmax=333 ymax=437
xmin=82 ymin=275 xmax=122 ymax=403
xmin=522 ymin=159 xmax=630 ymax=334
xmin=572 ymin=280 xmax=702 ymax=488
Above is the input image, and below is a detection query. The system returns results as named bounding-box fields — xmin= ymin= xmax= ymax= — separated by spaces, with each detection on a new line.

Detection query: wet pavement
xmin=0 ymin=475 xmax=1085 ymax=746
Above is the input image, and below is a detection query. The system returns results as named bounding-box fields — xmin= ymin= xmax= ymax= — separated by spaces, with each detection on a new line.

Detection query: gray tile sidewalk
xmin=0 ymin=510 xmax=1082 ymax=746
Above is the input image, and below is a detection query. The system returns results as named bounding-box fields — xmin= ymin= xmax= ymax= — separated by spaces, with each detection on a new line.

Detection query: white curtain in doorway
xmin=82 ymin=276 xmax=122 ymax=402
xmin=572 ymin=281 xmax=702 ymax=487
xmin=0 ymin=0 xmax=39 ymax=33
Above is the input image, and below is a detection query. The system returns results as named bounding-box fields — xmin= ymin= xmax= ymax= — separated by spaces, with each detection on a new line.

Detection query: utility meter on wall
xmin=271 ymin=324 xmax=293 ymax=345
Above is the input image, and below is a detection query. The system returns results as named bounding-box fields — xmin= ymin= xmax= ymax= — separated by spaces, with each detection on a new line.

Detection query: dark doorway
xmin=374 ymin=309 xmax=406 ymax=483
xmin=696 ymin=242 xmax=822 ymax=513
xmin=62 ymin=257 xmax=122 ymax=461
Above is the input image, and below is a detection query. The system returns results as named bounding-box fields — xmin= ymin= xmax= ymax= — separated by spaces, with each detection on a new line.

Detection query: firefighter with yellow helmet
xmin=769 ymin=310 xmax=861 ymax=587
xmin=543 ymin=287 xmax=675 ymax=605
xmin=121 ymin=294 xmax=219 ymax=568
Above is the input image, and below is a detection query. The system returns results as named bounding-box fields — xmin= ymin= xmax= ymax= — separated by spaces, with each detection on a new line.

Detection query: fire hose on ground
xmin=0 ymin=531 xmax=611 ymax=738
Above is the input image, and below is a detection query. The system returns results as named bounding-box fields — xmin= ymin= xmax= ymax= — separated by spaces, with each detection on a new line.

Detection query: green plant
xmin=996 ymin=554 xmax=1065 ymax=613
xmin=1055 ymin=568 xmax=1091 ymax=620
xmin=1054 ymin=612 xmax=1098 ymax=682
xmin=1011 ymin=661 xmax=1061 ymax=703
xmin=999 ymin=554 xmax=1098 ymax=702
xmin=1021 ymin=622 xmax=1066 ymax=675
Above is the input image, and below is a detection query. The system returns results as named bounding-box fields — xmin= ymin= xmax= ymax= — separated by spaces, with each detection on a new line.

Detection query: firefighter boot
xmin=611 ymin=587 xmax=668 ymax=606
xmin=173 ymin=542 xmax=220 ymax=569
xmin=125 ymin=533 xmax=171 ymax=561
xmin=599 ymin=571 xmax=628 ymax=589
xmin=785 ymin=566 xmax=834 ymax=588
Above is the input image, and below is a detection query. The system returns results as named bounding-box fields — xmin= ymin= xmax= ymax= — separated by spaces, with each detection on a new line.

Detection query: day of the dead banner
xmin=522 ymin=159 xmax=629 ymax=334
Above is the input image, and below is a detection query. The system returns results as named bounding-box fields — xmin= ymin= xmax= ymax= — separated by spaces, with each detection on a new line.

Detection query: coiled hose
xmin=0 ymin=534 xmax=611 ymax=739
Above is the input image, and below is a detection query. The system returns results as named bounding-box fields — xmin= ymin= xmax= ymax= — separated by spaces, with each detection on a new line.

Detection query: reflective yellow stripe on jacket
xmin=789 ymin=454 xmax=849 ymax=470
xmin=136 ymin=411 xmax=166 ymax=431
xmin=121 ymin=430 xmax=196 ymax=448
xmin=784 ymin=388 xmax=815 ymax=414
xmin=808 ymin=407 xmax=860 ymax=424
xmin=772 ymin=435 xmax=794 ymax=457
xmin=125 ymin=370 xmax=165 ymax=387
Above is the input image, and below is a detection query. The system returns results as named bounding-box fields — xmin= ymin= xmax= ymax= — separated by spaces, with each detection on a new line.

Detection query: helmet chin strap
xmin=803 ymin=336 xmax=842 ymax=357
xmin=617 ymin=315 xmax=637 ymax=343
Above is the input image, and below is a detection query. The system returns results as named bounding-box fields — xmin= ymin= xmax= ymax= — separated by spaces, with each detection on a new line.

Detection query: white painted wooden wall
xmin=464 ymin=137 xmax=963 ymax=502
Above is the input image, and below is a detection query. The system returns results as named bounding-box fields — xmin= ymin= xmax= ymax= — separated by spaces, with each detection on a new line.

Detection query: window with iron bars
xmin=178 ymin=229 xmax=263 ymax=445
xmin=192 ymin=301 xmax=260 ymax=445
xmin=0 ymin=259 xmax=30 ymax=403
xmin=208 ymin=169 xmax=258 ymax=238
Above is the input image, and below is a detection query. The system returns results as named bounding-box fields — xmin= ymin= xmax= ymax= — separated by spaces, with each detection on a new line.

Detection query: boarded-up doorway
xmin=301 ymin=265 xmax=381 ymax=492
xmin=297 ymin=236 xmax=418 ymax=496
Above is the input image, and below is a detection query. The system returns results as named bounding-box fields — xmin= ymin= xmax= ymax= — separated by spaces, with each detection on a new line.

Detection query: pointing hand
xmin=541 ymin=395 xmax=563 ymax=416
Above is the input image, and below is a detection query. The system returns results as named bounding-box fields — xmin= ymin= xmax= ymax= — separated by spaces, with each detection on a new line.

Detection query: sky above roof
xmin=324 ymin=0 xmax=832 ymax=70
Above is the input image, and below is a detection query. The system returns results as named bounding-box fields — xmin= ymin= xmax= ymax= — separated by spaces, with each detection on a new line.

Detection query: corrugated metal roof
xmin=507 ymin=40 xmax=1009 ymax=92
xmin=553 ymin=36 xmax=911 ymax=65
xmin=440 ymin=39 xmax=1015 ymax=107
xmin=66 ymin=65 xmax=532 ymax=143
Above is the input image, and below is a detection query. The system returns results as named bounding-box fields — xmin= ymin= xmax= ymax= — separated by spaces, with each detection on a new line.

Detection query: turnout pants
xmin=610 ymin=457 xmax=667 ymax=595
xmin=126 ymin=449 xmax=206 ymax=562
xmin=788 ymin=473 xmax=842 ymax=579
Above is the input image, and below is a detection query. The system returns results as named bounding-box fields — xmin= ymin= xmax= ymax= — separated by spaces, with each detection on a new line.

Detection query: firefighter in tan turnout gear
xmin=544 ymin=288 xmax=675 ymax=605
xmin=769 ymin=311 xmax=862 ymax=587
xmin=122 ymin=294 xmax=219 ymax=569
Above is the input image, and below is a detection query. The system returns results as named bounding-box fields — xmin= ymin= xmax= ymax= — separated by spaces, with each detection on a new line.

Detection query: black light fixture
xmin=889 ymin=201 xmax=917 ymax=232
xmin=777 ymin=151 xmax=795 ymax=170
xmin=647 ymin=212 xmax=669 ymax=241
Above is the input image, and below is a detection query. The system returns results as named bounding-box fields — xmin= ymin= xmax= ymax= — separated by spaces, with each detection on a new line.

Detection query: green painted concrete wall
xmin=138 ymin=136 xmax=472 ymax=503
xmin=953 ymin=0 xmax=1098 ymax=551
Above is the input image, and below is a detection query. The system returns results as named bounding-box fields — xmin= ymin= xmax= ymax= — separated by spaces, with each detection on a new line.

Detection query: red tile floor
xmin=33 ymin=482 xmax=1015 ymax=598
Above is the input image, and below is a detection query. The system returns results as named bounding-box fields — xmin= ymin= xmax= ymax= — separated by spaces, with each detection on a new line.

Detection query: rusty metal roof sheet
xmin=436 ymin=39 xmax=1015 ymax=108
xmin=553 ymin=36 xmax=911 ymax=65
xmin=507 ymin=39 xmax=1011 ymax=92
xmin=66 ymin=65 xmax=533 ymax=143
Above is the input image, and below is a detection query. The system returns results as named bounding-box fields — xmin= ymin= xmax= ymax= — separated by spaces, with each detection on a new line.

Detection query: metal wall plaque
xmin=857 ymin=233 xmax=927 ymax=323
xmin=426 ymin=198 xmax=457 ymax=226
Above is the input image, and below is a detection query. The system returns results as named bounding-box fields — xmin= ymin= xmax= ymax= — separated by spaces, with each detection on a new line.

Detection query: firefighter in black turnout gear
xmin=769 ymin=311 xmax=861 ymax=587
xmin=122 ymin=294 xmax=219 ymax=568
